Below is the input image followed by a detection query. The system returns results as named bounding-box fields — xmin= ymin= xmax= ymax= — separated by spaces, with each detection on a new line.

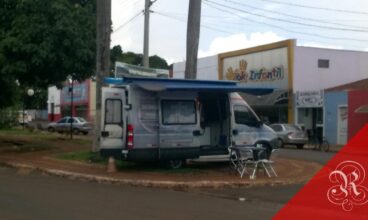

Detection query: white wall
xmin=47 ymin=86 xmax=61 ymax=115
xmin=173 ymin=55 xmax=218 ymax=80
xmin=294 ymin=47 xmax=368 ymax=91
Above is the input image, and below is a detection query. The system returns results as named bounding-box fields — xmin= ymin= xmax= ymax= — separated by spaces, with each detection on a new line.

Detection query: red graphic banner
xmin=274 ymin=125 xmax=368 ymax=219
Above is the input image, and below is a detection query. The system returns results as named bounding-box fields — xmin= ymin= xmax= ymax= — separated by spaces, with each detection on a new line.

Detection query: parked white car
xmin=47 ymin=117 xmax=92 ymax=135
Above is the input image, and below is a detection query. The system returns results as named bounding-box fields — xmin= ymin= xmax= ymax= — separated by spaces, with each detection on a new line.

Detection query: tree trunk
xmin=185 ymin=0 xmax=201 ymax=79
xmin=93 ymin=0 xmax=111 ymax=152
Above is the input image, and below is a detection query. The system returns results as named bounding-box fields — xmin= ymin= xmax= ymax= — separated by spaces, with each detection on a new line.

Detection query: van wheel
xmin=276 ymin=139 xmax=284 ymax=148
xmin=167 ymin=160 xmax=184 ymax=169
xmin=48 ymin=127 xmax=55 ymax=133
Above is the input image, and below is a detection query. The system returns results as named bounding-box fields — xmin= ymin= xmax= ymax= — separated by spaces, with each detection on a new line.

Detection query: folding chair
xmin=256 ymin=149 xmax=278 ymax=178
xmin=229 ymin=147 xmax=254 ymax=178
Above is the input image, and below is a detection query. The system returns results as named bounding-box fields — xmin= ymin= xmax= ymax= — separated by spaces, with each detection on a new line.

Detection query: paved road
xmin=0 ymin=147 xmax=335 ymax=220
xmin=0 ymin=166 xmax=302 ymax=220
xmin=278 ymin=147 xmax=336 ymax=164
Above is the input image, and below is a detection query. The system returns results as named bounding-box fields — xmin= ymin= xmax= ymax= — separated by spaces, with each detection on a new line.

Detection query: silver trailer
xmin=100 ymin=77 xmax=278 ymax=168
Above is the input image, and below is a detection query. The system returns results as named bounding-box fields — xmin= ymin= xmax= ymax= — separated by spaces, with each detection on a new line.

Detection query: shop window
xmin=318 ymin=59 xmax=329 ymax=68
xmin=162 ymin=100 xmax=196 ymax=125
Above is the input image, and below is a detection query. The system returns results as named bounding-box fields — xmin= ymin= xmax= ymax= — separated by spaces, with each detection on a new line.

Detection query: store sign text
xmin=226 ymin=60 xmax=284 ymax=83
xmin=296 ymin=90 xmax=324 ymax=107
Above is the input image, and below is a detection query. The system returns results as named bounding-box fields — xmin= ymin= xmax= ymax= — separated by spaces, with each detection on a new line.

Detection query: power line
xmin=113 ymin=10 xmax=143 ymax=34
xmin=156 ymin=9 xmax=368 ymax=48
xmin=254 ymin=0 xmax=368 ymax=15
xmin=204 ymin=1 xmax=368 ymax=42
xmin=153 ymin=11 xmax=234 ymax=34
xmin=223 ymin=0 xmax=368 ymax=30
xmin=206 ymin=0 xmax=368 ymax=33
xmin=154 ymin=8 xmax=368 ymax=49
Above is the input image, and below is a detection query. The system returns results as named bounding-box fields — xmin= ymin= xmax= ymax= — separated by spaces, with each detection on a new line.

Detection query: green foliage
xmin=0 ymin=0 xmax=96 ymax=108
xmin=110 ymin=45 xmax=169 ymax=70
xmin=149 ymin=55 xmax=169 ymax=69
xmin=0 ymin=108 xmax=18 ymax=129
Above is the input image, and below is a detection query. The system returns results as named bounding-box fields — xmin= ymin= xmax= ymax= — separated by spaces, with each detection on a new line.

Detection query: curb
xmin=0 ymin=161 xmax=310 ymax=190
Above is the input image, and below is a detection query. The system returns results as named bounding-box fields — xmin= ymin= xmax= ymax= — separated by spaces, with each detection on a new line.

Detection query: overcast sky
xmin=111 ymin=0 xmax=368 ymax=64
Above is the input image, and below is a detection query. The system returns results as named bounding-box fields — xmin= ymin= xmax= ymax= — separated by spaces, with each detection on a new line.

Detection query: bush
xmin=0 ymin=108 xmax=19 ymax=129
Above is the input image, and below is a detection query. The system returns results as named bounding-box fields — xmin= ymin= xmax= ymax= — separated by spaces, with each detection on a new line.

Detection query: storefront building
xmin=348 ymin=89 xmax=368 ymax=140
xmin=323 ymin=78 xmax=368 ymax=145
xmin=174 ymin=40 xmax=295 ymax=124
xmin=47 ymin=79 xmax=96 ymax=122
xmin=173 ymin=40 xmax=368 ymax=139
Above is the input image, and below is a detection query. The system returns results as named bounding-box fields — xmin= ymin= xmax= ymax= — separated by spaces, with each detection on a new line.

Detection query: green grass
xmin=0 ymin=128 xmax=92 ymax=142
xmin=54 ymin=150 xmax=131 ymax=168
xmin=9 ymin=144 xmax=53 ymax=153
xmin=0 ymin=128 xmax=91 ymax=153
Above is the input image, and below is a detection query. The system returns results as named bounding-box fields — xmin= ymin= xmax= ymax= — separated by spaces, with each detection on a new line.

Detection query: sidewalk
xmin=0 ymin=150 xmax=322 ymax=189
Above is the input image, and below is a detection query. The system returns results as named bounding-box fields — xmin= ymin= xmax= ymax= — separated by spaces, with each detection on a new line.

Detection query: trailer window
xmin=162 ymin=100 xmax=196 ymax=125
xmin=234 ymin=105 xmax=260 ymax=126
xmin=105 ymin=99 xmax=122 ymax=124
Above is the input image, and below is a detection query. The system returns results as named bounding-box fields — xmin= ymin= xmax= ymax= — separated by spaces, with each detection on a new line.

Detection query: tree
xmin=110 ymin=45 xmax=169 ymax=70
xmin=0 ymin=0 xmax=96 ymax=108
xmin=185 ymin=0 xmax=202 ymax=79
xmin=94 ymin=0 xmax=111 ymax=152
xmin=149 ymin=55 xmax=168 ymax=69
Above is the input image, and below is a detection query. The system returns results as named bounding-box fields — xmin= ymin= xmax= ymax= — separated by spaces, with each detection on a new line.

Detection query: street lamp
xmin=22 ymin=88 xmax=34 ymax=130
xmin=67 ymin=74 xmax=74 ymax=140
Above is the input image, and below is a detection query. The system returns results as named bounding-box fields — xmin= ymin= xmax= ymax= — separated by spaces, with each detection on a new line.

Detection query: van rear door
xmin=100 ymin=87 xmax=126 ymax=152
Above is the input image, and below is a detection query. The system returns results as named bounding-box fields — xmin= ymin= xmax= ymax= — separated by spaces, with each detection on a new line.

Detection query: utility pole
xmin=185 ymin=0 xmax=202 ymax=79
xmin=94 ymin=0 xmax=111 ymax=152
xmin=143 ymin=0 xmax=155 ymax=68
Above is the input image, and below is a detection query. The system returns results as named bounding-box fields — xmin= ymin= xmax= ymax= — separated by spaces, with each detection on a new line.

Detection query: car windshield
xmin=77 ymin=117 xmax=86 ymax=122
xmin=284 ymin=124 xmax=301 ymax=131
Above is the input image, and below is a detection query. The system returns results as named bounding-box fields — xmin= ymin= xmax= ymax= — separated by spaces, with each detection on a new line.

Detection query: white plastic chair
xmin=256 ymin=149 xmax=278 ymax=178
xmin=230 ymin=147 xmax=278 ymax=179
xmin=229 ymin=147 xmax=254 ymax=178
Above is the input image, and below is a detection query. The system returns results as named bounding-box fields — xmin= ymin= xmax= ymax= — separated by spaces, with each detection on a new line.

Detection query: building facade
xmin=47 ymin=79 xmax=96 ymax=122
xmin=173 ymin=39 xmax=368 ymax=143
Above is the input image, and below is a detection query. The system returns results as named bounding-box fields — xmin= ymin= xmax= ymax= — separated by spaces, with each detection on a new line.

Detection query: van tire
xmin=166 ymin=160 xmax=185 ymax=169
xmin=48 ymin=127 xmax=55 ymax=133
xmin=277 ymin=138 xmax=284 ymax=148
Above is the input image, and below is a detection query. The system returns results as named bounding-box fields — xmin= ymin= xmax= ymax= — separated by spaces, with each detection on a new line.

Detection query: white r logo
xmin=327 ymin=161 xmax=368 ymax=211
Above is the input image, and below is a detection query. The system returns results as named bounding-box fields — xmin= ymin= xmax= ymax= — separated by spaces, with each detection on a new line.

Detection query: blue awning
xmin=104 ymin=76 xmax=274 ymax=95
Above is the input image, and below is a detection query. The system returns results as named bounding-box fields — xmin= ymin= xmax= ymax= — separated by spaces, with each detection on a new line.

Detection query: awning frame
xmin=104 ymin=76 xmax=274 ymax=96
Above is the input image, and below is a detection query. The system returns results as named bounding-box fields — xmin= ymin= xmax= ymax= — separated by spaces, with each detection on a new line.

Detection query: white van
xmin=100 ymin=76 xmax=278 ymax=168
